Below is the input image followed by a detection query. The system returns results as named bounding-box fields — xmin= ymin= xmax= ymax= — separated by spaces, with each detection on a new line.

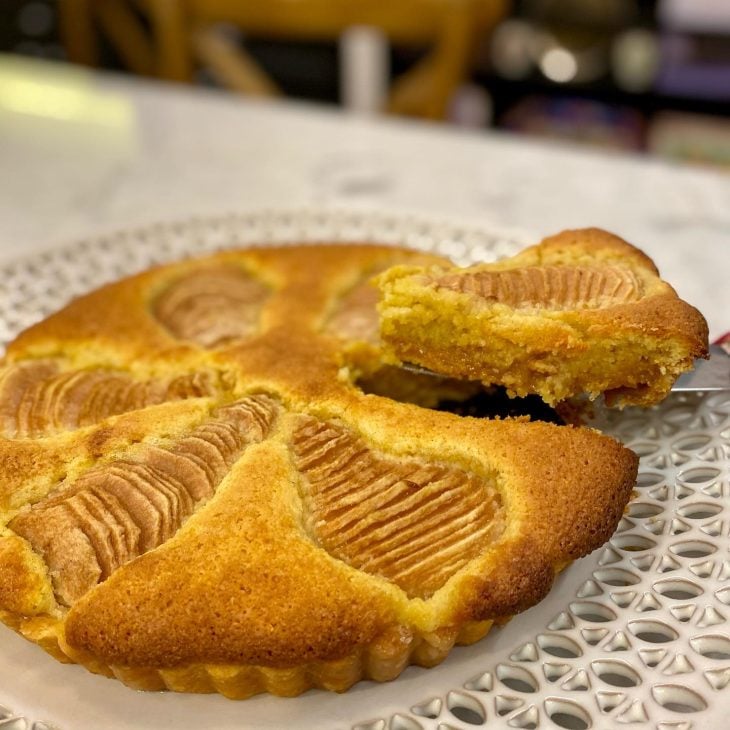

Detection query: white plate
xmin=1 ymin=209 xmax=728 ymax=730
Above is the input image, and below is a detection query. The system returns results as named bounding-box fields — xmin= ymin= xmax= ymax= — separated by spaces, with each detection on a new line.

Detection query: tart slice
xmin=376 ymin=228 xmax=709 ymax=406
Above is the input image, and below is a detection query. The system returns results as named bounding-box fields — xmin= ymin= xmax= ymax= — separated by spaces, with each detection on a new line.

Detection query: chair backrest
xmin=61 ymin=0 xmax=508 ymax=119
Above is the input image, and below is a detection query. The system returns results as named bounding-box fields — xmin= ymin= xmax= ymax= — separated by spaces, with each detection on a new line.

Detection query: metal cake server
xmin=671 ymin=344 xmax=730 ymax=392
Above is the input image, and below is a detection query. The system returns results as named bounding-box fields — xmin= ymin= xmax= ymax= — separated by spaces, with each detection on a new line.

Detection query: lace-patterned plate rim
xmin=1 ymin=210 xmax=727 ymax=730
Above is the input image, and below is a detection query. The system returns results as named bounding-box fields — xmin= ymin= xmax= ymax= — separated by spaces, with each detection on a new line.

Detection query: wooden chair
xmin=59 ymin=0 xmax=155 ymax=76
xmin=59 ymin=0 xmax=508 ymax=119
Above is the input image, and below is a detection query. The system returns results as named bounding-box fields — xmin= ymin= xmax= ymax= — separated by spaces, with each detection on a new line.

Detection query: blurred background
xmin=2 ymin=0 xmax=729 ymax=167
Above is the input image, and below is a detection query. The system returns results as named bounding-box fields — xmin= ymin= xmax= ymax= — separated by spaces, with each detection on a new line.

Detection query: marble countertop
xmin=0 ymin=54 xmax=728 ymax=338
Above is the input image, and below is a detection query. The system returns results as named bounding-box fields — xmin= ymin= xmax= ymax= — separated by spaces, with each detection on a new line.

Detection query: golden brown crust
xmin=65 ymin=443 xmax=397 ymax=667
xmin=376 ymin=228 xmax=709 ymax=406
xmin=0 ymin=534 xmax=57 ymax=616
xmin=0 ymin=241 xmax=638 ymax=697
xmin=523 ymin=227 xmax=660 ymax=274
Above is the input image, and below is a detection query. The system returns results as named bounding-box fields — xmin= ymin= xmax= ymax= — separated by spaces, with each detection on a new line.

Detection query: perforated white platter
xmin=0 ymin=209 xmax=728 ymax=730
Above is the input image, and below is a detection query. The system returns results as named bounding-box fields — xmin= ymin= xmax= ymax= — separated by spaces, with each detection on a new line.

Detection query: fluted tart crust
xmin=376 ymin=228 xmax=709 ymax=406
xmin=0 ymin=243 xmax=638 ymax=698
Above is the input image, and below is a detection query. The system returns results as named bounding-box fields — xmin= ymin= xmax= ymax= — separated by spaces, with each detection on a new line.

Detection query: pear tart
xmin=377 ymin=228 xmax=709 ymax=406
xmin=0 ymin=243 xmax=638 ymax=699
